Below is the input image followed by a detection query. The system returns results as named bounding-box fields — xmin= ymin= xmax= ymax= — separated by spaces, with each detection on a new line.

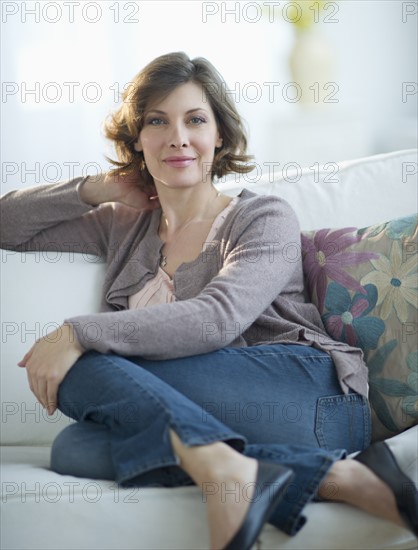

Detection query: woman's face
xmin=134 ymin=81 xmax=223 ymax=190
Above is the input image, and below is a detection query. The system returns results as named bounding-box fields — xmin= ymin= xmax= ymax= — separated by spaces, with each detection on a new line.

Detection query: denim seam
xmin=362 ymin=397 xmax=372 ymax=448
xmin=269 ymin=356 xmax=332 ymax=364
xmin=216 ymin=348 xmax=333 ymax=361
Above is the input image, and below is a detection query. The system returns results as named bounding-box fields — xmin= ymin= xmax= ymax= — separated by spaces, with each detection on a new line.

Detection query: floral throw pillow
xmin=301 ymin=214 xmax=418 ymax=441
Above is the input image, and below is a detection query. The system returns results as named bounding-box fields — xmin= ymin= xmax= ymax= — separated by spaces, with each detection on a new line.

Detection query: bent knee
xmin=50 ymin=422 xmax=115 ymax=480
xmin=50 ymin=423 xmax=86 ymax=475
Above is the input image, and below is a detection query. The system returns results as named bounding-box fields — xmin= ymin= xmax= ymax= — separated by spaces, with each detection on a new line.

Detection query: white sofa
xmin=1 ymin=149 xmax=417 ymax=550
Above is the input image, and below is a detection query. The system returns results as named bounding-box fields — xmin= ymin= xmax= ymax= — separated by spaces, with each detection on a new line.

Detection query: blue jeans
xmin=51 ymin=344 xmax=371 ymax=535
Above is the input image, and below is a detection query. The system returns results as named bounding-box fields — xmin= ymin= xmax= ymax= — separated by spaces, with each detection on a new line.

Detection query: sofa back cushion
xmin=1 ymin=251 xmax=105 ymax=445
xmin=217 ymin=149 xmax=418 ymax=230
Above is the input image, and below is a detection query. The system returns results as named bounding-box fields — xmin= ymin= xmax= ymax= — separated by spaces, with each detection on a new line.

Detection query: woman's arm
xmin=79 ymin=172 xmax=159 ymax=210
xmin=0 ymin=173 xmax=160 ymax=257
xmin=7 ymin=172 xmax=160 ymax=415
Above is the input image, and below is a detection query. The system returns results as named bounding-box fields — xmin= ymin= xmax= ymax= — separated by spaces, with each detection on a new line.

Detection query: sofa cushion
xmin=301 ymin=214 xmax=418 ymax=441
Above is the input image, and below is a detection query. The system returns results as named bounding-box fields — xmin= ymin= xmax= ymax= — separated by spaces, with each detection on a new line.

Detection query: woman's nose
xmin=168 ymin=123 xmax=189 ymax=148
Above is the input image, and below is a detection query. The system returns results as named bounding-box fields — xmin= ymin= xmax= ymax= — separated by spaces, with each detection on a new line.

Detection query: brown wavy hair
xmin=103 ymin=52 xmax=255 ymax=190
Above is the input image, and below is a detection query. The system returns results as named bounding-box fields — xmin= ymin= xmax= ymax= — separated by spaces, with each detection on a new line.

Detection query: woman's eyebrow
xmin=145 ymin=108 xmax=209 ymax=115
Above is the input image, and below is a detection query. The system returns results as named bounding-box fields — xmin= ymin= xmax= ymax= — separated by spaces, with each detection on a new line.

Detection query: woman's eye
xmin=189 ymin=116 xmax=206 ymax=125
xmin=145 ymin=116 xmax=206 ymax=126
xmin=147 ymin=118 xmax=165 ymax=126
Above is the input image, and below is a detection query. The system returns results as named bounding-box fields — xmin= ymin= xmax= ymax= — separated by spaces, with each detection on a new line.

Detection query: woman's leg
xmin=51 ymin=419 xmax=407 ymax=542
xmin=52 ymin=342 xmax=367 ymax=480
xmin=50 ymin=344 xmax=372 ymax=546
xmin=51 ymin=420 xmax=195 ymax=487
xmin=54 ymin=350 xmax=246 ymax=486
xmin=51 ymin=417 xmax=342 ymax=541
xmin=54 ymin=350 xmax=282 ymax=549
xmin=318 ymin=459 xmax=405 ymax=529
xmin=52 ymin=346 xmax=341 ymax=545
xmin=131 ymin=343 xmax=372 ymax=453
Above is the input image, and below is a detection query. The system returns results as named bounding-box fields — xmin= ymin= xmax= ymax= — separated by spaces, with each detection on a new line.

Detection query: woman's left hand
xmin=18 ymin=324 xmax=84 ymax=416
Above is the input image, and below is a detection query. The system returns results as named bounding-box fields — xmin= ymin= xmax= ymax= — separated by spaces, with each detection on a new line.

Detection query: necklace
xmin=160 ymin=190 xmax=221 ymax=268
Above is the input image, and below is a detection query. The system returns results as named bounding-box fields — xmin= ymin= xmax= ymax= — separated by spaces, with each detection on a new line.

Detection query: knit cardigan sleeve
xmin=0 ymin=177 xmax=115 ymax=258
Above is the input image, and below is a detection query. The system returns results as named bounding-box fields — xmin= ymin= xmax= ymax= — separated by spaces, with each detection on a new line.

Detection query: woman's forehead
xmin=144 ymin=81 xmax=210 ymax=113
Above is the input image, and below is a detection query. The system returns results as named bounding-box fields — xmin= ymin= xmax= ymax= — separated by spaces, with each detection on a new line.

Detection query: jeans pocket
xmin=314 ymin=393 xmax=372 ymax=454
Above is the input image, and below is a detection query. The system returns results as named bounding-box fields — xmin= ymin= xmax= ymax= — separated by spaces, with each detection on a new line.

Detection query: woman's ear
xmin=215 ymin=134 xmax=223 ymax=148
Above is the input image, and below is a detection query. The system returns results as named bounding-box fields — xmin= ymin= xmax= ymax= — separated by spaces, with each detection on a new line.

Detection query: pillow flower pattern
xmin=301 ymin=214 xmax=418 ymax=441
xmin=361 ymin=239 xmax=417 ymax=322
xmin=322 ymin=283 xmax=385 ymax=351
xmin=301 ymin=228 xmax=378 ymax=312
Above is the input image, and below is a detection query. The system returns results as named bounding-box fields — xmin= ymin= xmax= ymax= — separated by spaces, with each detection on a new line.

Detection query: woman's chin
xmin=152 ymin=174 xmax=207 ymax=190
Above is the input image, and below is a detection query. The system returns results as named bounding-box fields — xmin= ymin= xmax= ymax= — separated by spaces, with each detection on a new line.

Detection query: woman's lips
xmin=163 ymin=157 xmax=195 ymax=168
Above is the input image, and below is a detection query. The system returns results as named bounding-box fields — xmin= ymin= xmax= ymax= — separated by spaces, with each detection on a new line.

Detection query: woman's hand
xmin=18 ymin=324 xmax=85 ymax=416
xmin=80 ymin=171 xmax=161 ymax=211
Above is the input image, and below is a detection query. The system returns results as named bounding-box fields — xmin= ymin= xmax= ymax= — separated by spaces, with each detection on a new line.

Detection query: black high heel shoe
xmin=223 ymin=461 xmax=295 ymax=550
xmin=354 ymin=441 xmax=418 ymax=537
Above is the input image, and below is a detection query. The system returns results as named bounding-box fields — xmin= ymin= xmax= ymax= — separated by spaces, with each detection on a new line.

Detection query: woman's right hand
xmin=80 ymin=171 xmax=160 ymax=211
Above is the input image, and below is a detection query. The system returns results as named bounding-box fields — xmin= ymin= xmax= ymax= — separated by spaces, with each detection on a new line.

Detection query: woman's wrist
xmin=62 ymin=323 xmax=85 ymax=354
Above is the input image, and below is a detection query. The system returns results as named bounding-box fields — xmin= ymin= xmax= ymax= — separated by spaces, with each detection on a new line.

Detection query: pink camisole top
xmin=128 ymin=196 xmax=239 ymax=309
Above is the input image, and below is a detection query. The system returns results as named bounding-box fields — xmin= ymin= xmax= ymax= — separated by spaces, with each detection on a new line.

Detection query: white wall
xmin=1 ymin=0 xmax=417 ymax=192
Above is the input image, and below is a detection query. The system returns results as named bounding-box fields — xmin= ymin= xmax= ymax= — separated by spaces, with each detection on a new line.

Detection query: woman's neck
xmin=157 ymin=184 xmax=224 ymax=239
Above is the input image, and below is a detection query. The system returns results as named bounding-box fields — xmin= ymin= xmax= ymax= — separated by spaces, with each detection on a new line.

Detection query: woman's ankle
xmin=169 ymin=430 xmax=250 ymax=487
xmin=318 ymin=459 xmax=405 ymax=528
xmin=317 ymin=460 xmax=346 ymax=502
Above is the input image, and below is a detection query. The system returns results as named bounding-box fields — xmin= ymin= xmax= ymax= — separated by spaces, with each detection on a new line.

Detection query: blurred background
xmin=1 ymin=0 xmax=417 ymax=191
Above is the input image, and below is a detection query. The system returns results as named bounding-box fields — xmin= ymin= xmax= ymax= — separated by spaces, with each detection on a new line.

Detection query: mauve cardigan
xmin=0 ymin=176 xmax=368 ymax=396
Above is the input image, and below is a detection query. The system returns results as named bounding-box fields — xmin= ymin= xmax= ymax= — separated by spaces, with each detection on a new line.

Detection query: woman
xmin=1 ymin=52 xmax=416 ymax=550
